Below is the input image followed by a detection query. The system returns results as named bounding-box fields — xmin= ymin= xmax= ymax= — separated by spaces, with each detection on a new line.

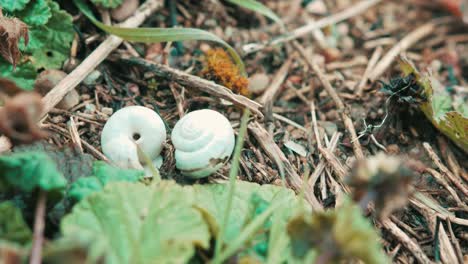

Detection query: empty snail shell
xmin=101 ymin=106 xmax=166 ymax=175
xmin=171 ymin=109 xmax=235 ymax=178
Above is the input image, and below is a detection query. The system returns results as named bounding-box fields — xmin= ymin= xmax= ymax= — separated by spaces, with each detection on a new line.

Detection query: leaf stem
xmin=213 ymin=108 xmax=250 ymax=261
xmin=29 ymin=190 xmax=47 ymax=264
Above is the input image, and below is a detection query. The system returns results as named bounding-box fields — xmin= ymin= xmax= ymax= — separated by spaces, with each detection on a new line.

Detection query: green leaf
xmin=0 ymin=0 xmax=74 ymax=89
xmin=13 ymin=142 xmax=95 ymax=184
xmin=0 ymin=202 xmax=32 ymax=244
xmin=227 ymin=0 xmax=284 ymax=28
xmin=13 ymin=0 xmax=52 ymax=26
xmin=0 ymin=151 xmax=67 ymax=193
xmin=399 ymin=58 xmax=468 ymax=153
xmin=0 ymin=60 xmax=36 ymax=90
xmin=27 ymin=0 xmax=74 ymax=70
xmin=61 ymin=181 xmax=210 ymax=264
xmin=74 ymin=0 xmax=246 ymax=76
xmin=287 ymin=201 xmax=389 ymax=264
xmin=0 ymin=0 xmax=30 ymax=12
xmin=68 ymin=161 xmax=144 ymax=202
xmin=193 ymin=180 xmax=299 ymax=260
xmin=91 ymin=0 xmax=123 ymax=8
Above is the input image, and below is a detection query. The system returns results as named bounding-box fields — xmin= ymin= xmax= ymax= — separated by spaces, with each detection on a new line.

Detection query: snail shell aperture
xmin=171 ymin=109 xmax=235 ymax=178
xmin=101 ymin=106 xmax=166 ymax=174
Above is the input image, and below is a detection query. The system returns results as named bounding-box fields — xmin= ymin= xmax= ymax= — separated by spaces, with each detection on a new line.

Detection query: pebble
xmin=83 ymin=70 xmax=102 ymax=86
xmin=248 ymin=73 xmax=270 ymax=95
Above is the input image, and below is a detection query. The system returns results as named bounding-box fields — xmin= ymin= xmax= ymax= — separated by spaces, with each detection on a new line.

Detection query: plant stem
xmin=29 ymin=190 xmax=47 ymax=264
xmin=214 ymin=201 xmax=284 ymax=264
xmin=213 ymin=108 xmax=250 ymax=261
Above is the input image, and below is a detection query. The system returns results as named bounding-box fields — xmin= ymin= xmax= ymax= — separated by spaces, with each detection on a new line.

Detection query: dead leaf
xmin=0 ymin=13 xmax=29 ymax=68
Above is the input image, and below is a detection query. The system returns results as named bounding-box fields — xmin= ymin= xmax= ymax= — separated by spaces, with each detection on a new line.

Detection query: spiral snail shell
xmin=101 ymin=106 xmax=166 ymax=175
xmin=171 ymin=109 xmax=235 ymax=178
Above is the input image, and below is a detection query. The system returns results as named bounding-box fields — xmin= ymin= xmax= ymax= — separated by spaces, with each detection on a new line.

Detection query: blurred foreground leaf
xmin=0 ymin=151 xmax=67 ymax=194
xmin=61 ymin=181 xmax=210 ymax=264
xmin=0 ymin=202 xmax=32 ymax=244
xmin=227 ymin=0 xmax=284 ymax=27
xmin=68 ymin=161 xmax=144 ymax=201
xmin=287 ymin=202 xmax=389 ymax=264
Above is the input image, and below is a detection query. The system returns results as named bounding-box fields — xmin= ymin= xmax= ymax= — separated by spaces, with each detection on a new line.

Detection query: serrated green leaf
xmin=74 ymin=0 xmax=246 ymax=76
xmin=398 ymin=58 xmax=468 ymax=153
xmin=227 ymin=0 xmax=284 ymax=28
xmin=0 ymin=0 xmax=30 ymax=12
xmin=91 ymin=0 xmax=123 ymax=8
xmin=67 ymin=161 xmax=144 ymax=202
xmin=0 ymin=60 xmax=36 ymax=90
xmin=0 ymin=151 xmax=67 ymax=194
xmin=0 ymin=202 xmax=32 ymax=244
xmin=193 ymin=180 xmax=299 ymax=261
xmin=61 ymin=181 xmax=210 ymax=264
xmin=287 ymin=201 xmax=389 ymax=264
xmin=13 ymin=0 xmax=51 ymax=26
xmin=27 ymin=0 xmax=74 ymax=70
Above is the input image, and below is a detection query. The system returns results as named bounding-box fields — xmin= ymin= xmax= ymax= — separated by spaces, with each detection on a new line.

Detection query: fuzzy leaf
xmin=91 ymin=0 xmax=123 ymax=8
xmin=287 ymin=202 xmax=389 ymax=264
xmin=13 ymin=0 xmax=52 ymax=26
xmin=0 ymin=202 xmax=32 ymax=244
xmin=399 ymin=58 xmax=468 ymax=153
xmin=13 ymin=142 xmax=95 ymax=184
xmin=61 ymin=181 xmax=210 ymax=264
xmin=0 ymin=151 xmax=67 ymax=193
xmin=0 ymin=0 xmax=30 ymax=12
xmin=68 ymin=161 xmax=144 ymax=202
xmin=0 ymin=61 xmax=36 ymax=90
xmin=26 ymin=0 xmax=74 ymax=70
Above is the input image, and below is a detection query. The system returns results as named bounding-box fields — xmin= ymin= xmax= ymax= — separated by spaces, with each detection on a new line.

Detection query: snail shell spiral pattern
xmin=171 ymin=109 xmax=235 ymax=178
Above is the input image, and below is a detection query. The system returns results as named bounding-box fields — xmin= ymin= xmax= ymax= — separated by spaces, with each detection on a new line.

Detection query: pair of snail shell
xmin=101 ymin=106 xmax=235 ymax=178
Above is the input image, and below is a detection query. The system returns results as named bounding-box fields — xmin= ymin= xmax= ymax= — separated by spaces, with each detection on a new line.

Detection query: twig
xmin=369 ymin=23 xmax=435 ymax=81
xmin=356 ymin=46 xmax=383 ymax=96
xmin=41 ymin=0 xmax=164 ymax=117
xmin=248 ymin=121 xmax=322 ymax=210
xmin=381 ymin=219 xmax=433 ymax=264
xmin=122 ymin=58 xmax=263 ymax=117
xmin=423 ymin=142 xmax=468 ymax=197
xmin=293 ymin=41 xmax=364 ymax=159
xmin=243 ymin=0 xmax=382 ymax=53
xmin=425 ymin=168 xmax=465 ymax=208
xmin=29 ymin=191 xmax=47 ymax=264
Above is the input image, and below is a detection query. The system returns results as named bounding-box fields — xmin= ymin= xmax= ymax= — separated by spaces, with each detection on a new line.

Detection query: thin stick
xmin=122 ymin=58 xmax=263 ymax=117
xmin=369 ymin=23 xmax=435 ymax=81
xmin=293 ymin=41 xmax=364 ymax=159
xmin=356 ymin=46 xmax=383 ymax=96
xmin=423 ymin=142 xmax=468 ymax=197
xmin=381 ymin=219 xmax=433 ymax=264
xmin=41 ymin=0 xmax=164 ymax=116
xmin=29 ymin=191 xmax=47 ymax=264
xmin=244 ymin=0 xmax=382 ymax=53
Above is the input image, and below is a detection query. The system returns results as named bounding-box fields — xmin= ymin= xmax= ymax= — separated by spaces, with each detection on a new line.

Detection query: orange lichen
xmin=202 ymin=48 xmax=249 ymax=96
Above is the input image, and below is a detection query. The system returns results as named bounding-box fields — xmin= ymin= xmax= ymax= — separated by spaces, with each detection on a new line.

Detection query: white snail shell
xmin=101 ymin=106 xmax=166 ymax=175
xmin=171 ymin=109 xmax=235 ymax=178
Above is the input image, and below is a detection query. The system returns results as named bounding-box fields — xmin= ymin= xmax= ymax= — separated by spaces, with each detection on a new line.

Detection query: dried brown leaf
xmin=0 ymin=13 xmax=29 ymax=68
